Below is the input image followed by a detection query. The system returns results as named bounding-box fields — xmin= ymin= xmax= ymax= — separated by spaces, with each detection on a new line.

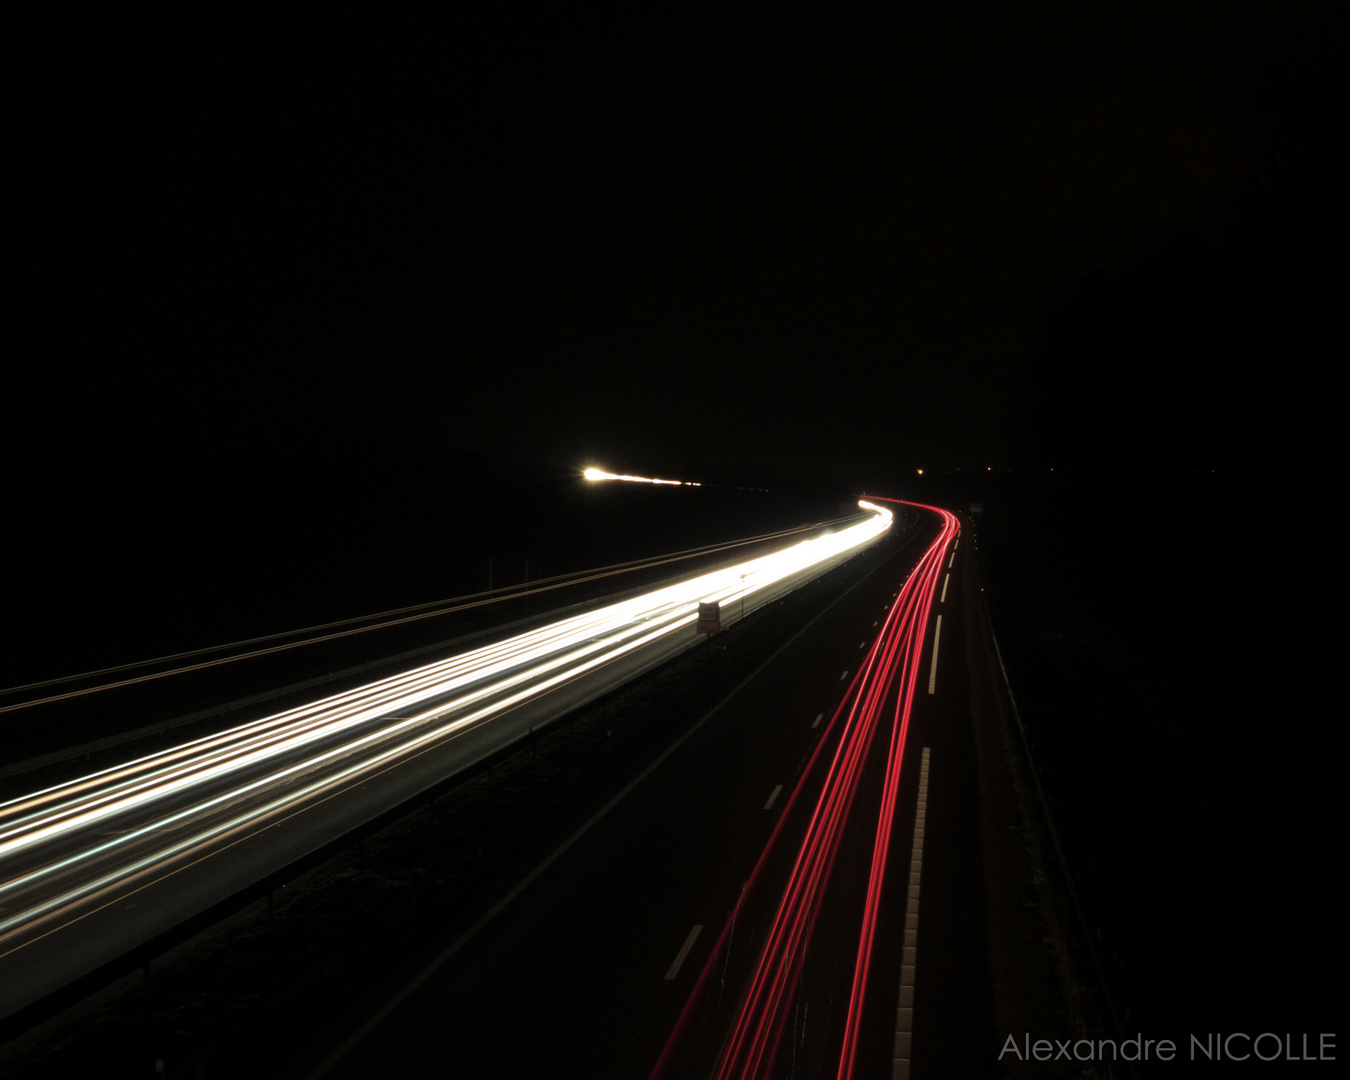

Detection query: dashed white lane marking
xmin=860 ymin=641 xmax=867 ymax=649
xmin=665 ymin=925 xmax=703 ymax=980
xmin=763 ymin=784 xmax=783 ymax=810
xmin=953 ymin=538 xmax=959 ymax=551
xmin=873 ymin=621 xmax=879 ymax=627
xmin=947 ymin=552 xmax=955 ymax=569
xmin=927 ymin=615 xmax=943 ymax=694
xmin=811 ymin=713 xmax=824 ymax=729
xmin=940 ymin=574 xmax=949 ymax=603
xmin=893 ymin=747 xmax=931 ymax=1080
xmin=840 ymin=670 xmax=850 ymax=681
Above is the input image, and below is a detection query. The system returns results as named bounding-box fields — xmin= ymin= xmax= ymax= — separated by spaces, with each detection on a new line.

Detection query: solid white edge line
xmin=893 ymin=747 xmax=931 ymax=1080
xmin=664 ymin=924 xmax=703 ymax=980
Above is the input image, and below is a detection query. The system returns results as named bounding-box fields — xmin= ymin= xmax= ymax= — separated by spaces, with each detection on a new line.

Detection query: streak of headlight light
xmin=1 ymin=498 xmax=889 ymax=838
xmin=0 ymin=597 xmax=702 ymax=859
xmin=1 ymin=506 xmax=887 ymax=850
xmin=0 ymin=581 xmax=718 ymax=855
xmin=583 ymin=467 xmax=699 ymax=486
xmin=4 ymin=559 xmax=798 ymax=857
xmin=714 ymin=538 xmax=929 ymax=1078
xmin=0 ymin=607 xmax=703 ymax=944
xmin=0 ymin=502 xmax=890 ymax=943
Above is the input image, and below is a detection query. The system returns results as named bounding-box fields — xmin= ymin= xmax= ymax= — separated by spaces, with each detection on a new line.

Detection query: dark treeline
xmin=1011 ymin=7 xmax=1344 ymax=479
xmin=972 ymin=18 xmax=1343 ymax=1044
xmin=971 ymin=468 xmax=1331 ymax=1041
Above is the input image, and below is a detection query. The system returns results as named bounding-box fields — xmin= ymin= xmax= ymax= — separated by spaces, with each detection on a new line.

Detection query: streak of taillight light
xmin=649 ymin=583 xmax=914 ymax=1080
xmin=714 ymin=591 xmax=927 ymax=1080
xmin=667 ymin=502 xmax=956 ymax=1080
xmin=647 ymin=672 xmax=863 ymax=1080
xmin=836 ymin=501 xmax=958 ymax=1080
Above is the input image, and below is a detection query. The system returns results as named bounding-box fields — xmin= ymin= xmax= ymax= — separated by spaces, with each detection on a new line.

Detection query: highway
xmin=5 ymin=489 xmax=1317 ymax=1077
xmin=0 ymin=495 xmax=1042 ymax=1080
xmin=287 ymin=500 xmax=970 ymax=1080
xmin=0 ymin=501 xmax=895 ymax=1023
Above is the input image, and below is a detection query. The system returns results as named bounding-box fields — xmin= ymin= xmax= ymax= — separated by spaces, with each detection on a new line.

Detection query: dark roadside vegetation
xmin=969 ymin=471 xmax=1334 ymax=1057
xmin=932 ymin=21 xmax=1343 ymax=1067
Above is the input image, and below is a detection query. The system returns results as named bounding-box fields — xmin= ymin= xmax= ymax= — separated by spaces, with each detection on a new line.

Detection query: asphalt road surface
xmin=296 ymin=503 xmax=995 ymax=1080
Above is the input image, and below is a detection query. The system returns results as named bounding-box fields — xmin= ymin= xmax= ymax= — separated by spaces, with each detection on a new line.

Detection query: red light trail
xmin=835 ymin=500 xmax=957 ymax=1080
xmin=651 ymin=499 xmax=959 ymax=1080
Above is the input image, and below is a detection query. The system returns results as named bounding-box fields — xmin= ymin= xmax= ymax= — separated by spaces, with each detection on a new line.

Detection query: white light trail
xmin=0 ymin=501 xmax=891 ymax=960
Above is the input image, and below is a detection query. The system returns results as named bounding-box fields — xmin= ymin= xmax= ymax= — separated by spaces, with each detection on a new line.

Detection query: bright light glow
xmin=583 ymin=467 xmax=700 ymax=486
xmin=0 ymin=501 xmax=891 ymax=959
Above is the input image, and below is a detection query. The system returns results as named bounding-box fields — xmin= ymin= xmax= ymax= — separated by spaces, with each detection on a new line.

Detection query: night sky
xmin=11 ymin=3 xmax=1341 ymax=490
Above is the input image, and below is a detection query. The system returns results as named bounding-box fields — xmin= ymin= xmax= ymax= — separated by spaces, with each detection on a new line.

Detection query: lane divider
xmin=665 ymin=925 xmax=703 ymax=980
xmin=926 ymin=616 xmax=943 ymax=695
